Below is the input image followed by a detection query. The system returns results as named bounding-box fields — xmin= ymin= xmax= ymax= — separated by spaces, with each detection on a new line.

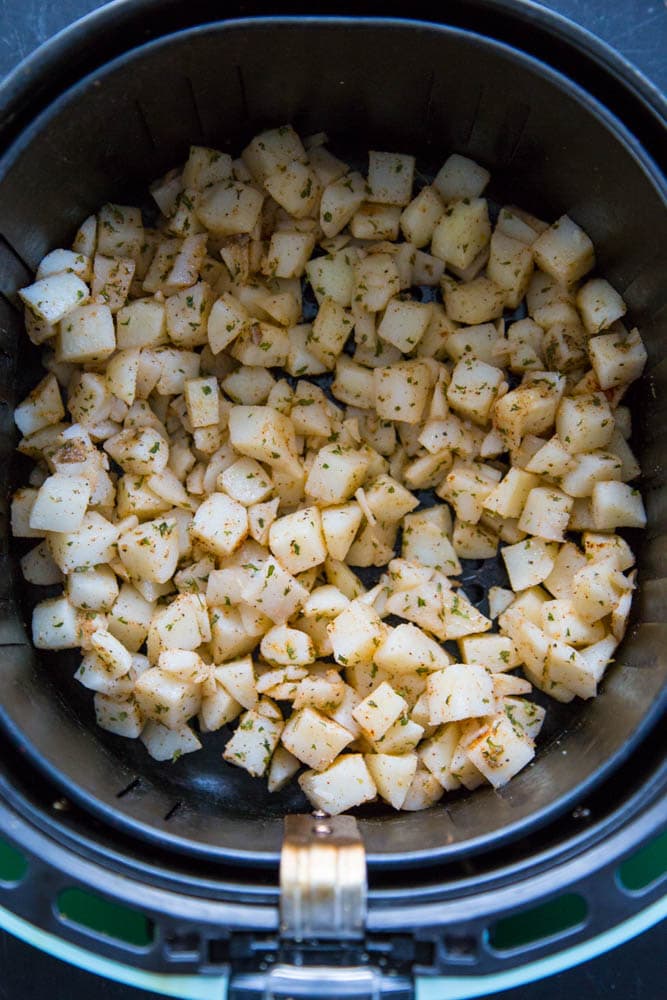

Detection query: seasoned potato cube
xmin=267 ymin=745 xmax=301 ymax=793
xmin=141 ymin=721 xmax=201 ymax=762
xmin=223 ymin=709 xmax=283 ymax=777
xmin=117 ymin=517 xmax=179 ymax=584
xmin=306 ymin=444 xmax=369 ymax=504
xmin=207 ymin=292 xmax=249 ymax=354
xmin=269 ymin=506 xmax=327 ymax=574
xmin=241 ymin=557 xmax=309 ymax=624
xmin=320 ymin=503 xmax=363 ymax=561
xmin=319 ymin=172 xmax=367 ymax=237
xmin=196 ymin=181 xmax=264 ymax=235
xmin=401 ymin=767 xmax=446 ymax=810
xmin=228 ymin=405 xmax=301 ymax=478
xmin=242 ymin=125 xmax=306 ymax=182
xmin=219 ymin=458 xmax=273 ymax=507
xmin=532 ymin=215 xmax=595 ymax=284
xmin=105 ymin=427 xmax=169 ymax=476
xmin=307 ymin=297 xmax=354 ymax=368
xmin=518 ymin=486 xmax=573 ymax=541
xmin=19 ymin=272 xmax=89 ymax=324
xmin=458 ymin=633 xmax=518 ymax=673
xmin=377 ymin=297 xmax=432 ymax=353
xmin=582 ymin=531 xmax=634 ymax=571
xmin=282 ymin=707 xmax=354 ymax=771
xmin=431 ymin=198 xmax=490 ymax=270
xmin=352 ymin=682 xmax=408 ymax=741
xmin=328 ymin=601 xmax=385 ymax=667
xmin=184 ymin=377 xmax=219 ymax=428
xmin=541 ymin=599 xmax=604 ymax=646
xmin=503 ymin=697 xmax=546 ymax=740
xmin=487 ymin=229 xmax=534 ymax=309
xmin=365 ymin=753 xmax=418 ymax=809
xmin=32 ymin=595 xmax=80 ymax=649
xmin=571 ymin=558 xmax=630 ymax=623
xmin=92 ymin=254 xmax=134 ymax=311
xmin=14 ymin=373 xmax=65 ymax=437
xmin=58 ymin=303 xmax=115 ymax=363
xmin=433 ymin=154 xmax=490 ymax=202
xmin=190 ymin=493 xmax=248 ymax=558
xmin=90 ymin=628 xmax=132 ymax=677
xmin=400 ymin=186 xmax=444 ymax=247
xmin=20 ymin=540 xmax=63 ymax=585
xmin=375 ymin=623 xmax=451 ymax=674
xmin=28 ymin=473 xmax=91 ymax=533
xmin=484 ymin=469 xmax=541 ymax=519
xmin=94 ymin=694 xmax=143 ymax=739
xmin=134 ymin=668 xmax=200 ymax=729
xmin=353 ymin=253 xmax=400 ymax=313
xmin=374 ymin=360 xmax=432 ymax=424
xmin=350 ymin=203 xmax=401 ymax=240
xmin=591 ymin=481 xmax=646 ymax=530
xmin=107 ymin=583 xmax=154 ymax=652
xmin=577 ymin=278 xmax=626 ymax=334
xmin=67 ymin=565 xmax=118 ymax=612
xmin=447 ymin=358 xmax=504 ymax=426
xmin=117 ymin=297 xmax=167 ymax=350
xmin=214 ymin=655 xmax=258 ymax=709
xmin=48 ymin=512 xmax=119 ymax=573
xmin=442 ymin=275 xmax=505 ymax=325
xmin=260 ymin=625 xmax=315 ymax=666
xmin=587 ymin=328 xmax=647 ymax=390
xmin=427 ymin=664 xmax=495 ymax=725
xmin=466 ymin=715 xmax=534 ymax=787
xmin=367 ymin=151 xmax=415 ymax=206
xmin=502 ymin=537 xmax=558 ymax=591
xmin=299 ymin=754 xmax=376 ymax=814
xmin=556 ymin=393 xmax=614 ymax=454
xmin=546 ymin=639 xmax=598 ymax=699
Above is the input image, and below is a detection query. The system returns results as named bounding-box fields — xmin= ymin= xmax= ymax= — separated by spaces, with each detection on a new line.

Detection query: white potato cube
xmin=442 ymin=276 xmax=505 ymax=325
xmin=184 ymin=377 xmax=219 ymax=428
xmin=571 ymin=558 xmax=629 ymax=623
xmin=282 ymin=707 xmax=354 ymax=771
xmin=223 ymin=710 xmax=283 ymax=777
xmin=241 ymin=557 xmax=309 ymax=624
xmin=447 ymin=358 xmax=504 ymax=426
xmin=400 ymin=768 xmax=445 ymax=810
xmin=433 ymin=154 xmax=490 ymax=202
xmin=374 ymin=360 xmax=432 ymax=424
xmin=321 ymin=502 xmax=364 ymax=560
xmin=377 ymin=298 xmax=432 ymax=353
xmin=269 ymin=506 xmax=326 ymax=574
xmin=365 ymin=753 xmax=418 ymax=809
xmin=29 ymin=473 xmax=91 ymax=532
xmin=328 ymin=602 xmax=385 ymax=668
xmin=306 ymin=444 xmax=369 ymax=504
xmin=67 ymin=566 xmax=119 ymax=611
xmin=19 ymin=272 xmax=89 ymax=324
xmin=466 ymin=715 xmax=534 ymax=787
xmin=190 ymin=493 xmax=248 ymax=557
xmin=196 ymin=181 xmax=264 ymax=235
xmin=587 ymin=328 xmax=647 ymax=390
xmin=32 ymin=596 xmax=79 ymax=649
xmin=228 ymin=405 xmax=301 ymax=478
xmin=431 ymin=198 xmax=490 ymax=270
xmin=260 ymin=625 xmax=315 ymax=666
xmin=117 ymin=517 xmax=179 ymax=583
xmin=591 ymin=481 xmax=646 ymax=530
xmin=502 ymin=537 xmax=558 ymax=591
xmin=556 ymin=393 xmax=614 ymax=454
xmin=352 ymin=682 xmax=408 ymax=741
xmin=299 ymin=754 xmax=376 ymax=815
xmin=518 ymin=487 xmax=573 ymax=542
xmin=94 ymin=694 xmax=144 ymax=739
xmin=57 ymin=303 xmax=115 ymax=363
xmin=14 ymin=373 xmax=64 ymax=437
xmin=20 ymin=540 xmax=63 ymax=585
xmin=353 ymin=253 xmax=400 ymax=313
xmin=367 ymin=151 xmax=415 ymax=206
xmin=532 ymin=215 xmax=595 ymax=284
xmin=48 ymin=512 xmax=119 ymax=572
xmin=576 ymin=278 xmax=626 ymax=333
xmin=428 ymin=664 xmax=495 ymax=724
xmin=141 ymin=722 xmax=201 ymax=762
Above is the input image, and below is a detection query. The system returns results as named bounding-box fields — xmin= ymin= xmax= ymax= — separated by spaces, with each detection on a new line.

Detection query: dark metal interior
xmin=0 ymin=15 xmax=665 ymax=868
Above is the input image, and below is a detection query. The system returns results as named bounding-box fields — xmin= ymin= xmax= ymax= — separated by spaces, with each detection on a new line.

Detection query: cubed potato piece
xmin=207 ymin=293 xmax=249 ymax=354
xmin=306 ymin=444 xmax=369 ymax=504
xmin=577 ymin=278 xmax=626 ymax=334
xmin=431 ymin=198 xmax=491 ymax=270
xmin=299 ymin=754 xmax=376 ymax=815
xmin=484 ymin=469 xmax=541 ymax=519
xmin=219 ymin=458 xmax=273 ymax=508
xmin=526 ymin=270 xmax=579 ymax=329
xmin=287 ymin=323 xmax=328 ymax=377
xmin=496 ymin=205 xmax=548 ymax=245
xmin=375 ymin=623 xmax=451 ymax=674
xmin=320 ymin=503 xmax=363 ymax=561
xmin=266 ymin=230 xmax=317 ymax=279
xmin=48 ymin=512 xmax=119 ymax=573
xmin=94 ymin=694 xmax=143 ymax=739
xmin=241 ymin=557 xmax=309 ymax=624
xmin=58 ymin=303 xmax=115 ymax=363
xmin=190 ymin=493 xmax=248 ymax=558
xmin=265 ymin=161 xmax=319 ymax=218
xmin=433 ymin=154 xmax=490 ymax=202
xmin=260 ymin=625 xmax=315 ymax=666
xmin=20 ymin=540 xmax=63 ymax=585
xmin=67 ymin=565 xmax=119 ymax=612
xmin=503 ymin=697 xmax=546 ymax=740
xmin=437 ymin=459 xmax=501 ymax=525
xmin=292 ymin=670 xmax=345 ymax=712
xmin=452 ymin=519 xmax=498 ymax=560
xmin=104 ymin=427 xmax=169 ymax=476
xmin=458 ymin=633 xmax=518 ymax=672
xmin=466 ymin=715 xmax=535 ymax=788
xmin=141 ymin=721 xmax=201 ymax=762
xmin=223 ymin=709 xmax=283 ymax=777
xmin=331 ymin=355 xmax=376 ymax=408
xmin=442 ymin=276 xmax=505 ymax=325
xmin=416 ymin=722 xmax=461 ymax=790
xmin=556 ymin=393 xmax=614 ymax=454
xmin=350 ymin=203 xmax=401 ymax=240
xmin=401 ymin=513 xmax=461 ymax=575
xmin=447 ymin=358 xmax=505 ymax=425
xmin=363 ymin=474 xmax=418 ymax=524
xmin=134 ymin=668 xmax=201 ymax=729
xmin=560 ymin=451 xmax=623 ymax=498
xmin=494 ymin=375 xmax=565 ymax=449
xmin=248 ymin=497 xmax=280 ymax=545
xmin=367 ymin=151 xmax=415 ymax=206
xmin=183 ymin=377 xmax=219 ymax=428
xmin=571 ymin=558 xmax=630 ymax=623
xmin=546 ymin=639 xmax=598 ymax=699
xmin=377 ymin=298 xmax=432 ymax=353
xmin=76 ymin=649 xmax=134 ymax=696
xmin=400 ymin=767 xmax=446 ymax=811
xmin=92 ymin=254 xmax=134 ymax=311
xmin=90 ymin=628 xmax=132 ymax=677
xmin=307 ymin=298 xmax=354 ymax=368
xmin=532 ymin=215 xmax=595 ymax=284
xmin=117 ymin=298 xmax=167 ymax=350
xmin=182 ymin=145 xmax=232 ymax=189
xmin=32 ymin=595 xmax=79 ymax=649
xmin=427 ymin=664 xmax=495 ymax=724
xmin=28 ymin=473 xmax=91 ymax=533
xmin=400 ymin=186 xmax=444 ymax=247
xmin=374 ymin=360 xmax=432 ymax=424
xmin=518 ymin=486 xmax=573 ymax=542
xmin=36 ymin=247 xmax=91 ymax=282
xmin=502 ymin=537 xmax=558 ymax=591
xmin=487 ymin=229 xmax=534 ymax=309
xmin=318 ymin=171 xmax=367 ymax=236
xmin=587 ymin=328 xmax=647 ymax=390
xmin=14 ymin=373 xmax=65 ymax=437
xmin=352 ymin=682 xmax=408 ymax=741
xmin=268 ymin=506 xmax=327 ymax=574
xmin=541 ymin=599 xmax=605 ymax=647
xmin=196 ymin=181 xmax=264 ymax=235
xmin=282 ymin=707 xmax=354 ymax=771
xmin=543 ymin=541 xmax=587 ymax=598
xmin=242 ymin=125 xmax=306 ymax=183
xmin=230 ymin=319 xmax=289 ymax=368
xmin=328 ymin=601 xmax=385 ymax=667
xmin=200 ymin=678 xmax=242 ymax=731
xmin=107 ymin=583 xmax=154 ymax=652
xmin=365 ymin=753 xmax=418 ymax=809
xmin=306 ymin=249 xmax=357 ymax=309
xmin=267 ymin=745 xmax=301 ymax=792
xmin=582 ymin=531 xmax=635 ymax=571
xmin=117 ymin=516 xmax=179 ymax=583
xmin=228 ymin=405 xmax=301 ymax=479
xmin=213 ymin=655 xmax=257 ymax=709
xmin=19 ymin=272 xmax=89 ymax=324
xmin=105 ymin=349 xmax=139 ymax=406
xmin=591 ymin=481 xmax=646 ymax=530
xmin=353 ymin=253 xmax=400 ymax=313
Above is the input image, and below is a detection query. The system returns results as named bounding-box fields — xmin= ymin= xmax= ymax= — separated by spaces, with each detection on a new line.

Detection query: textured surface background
xmin=0 ymin=1 xmax=664 ymax=997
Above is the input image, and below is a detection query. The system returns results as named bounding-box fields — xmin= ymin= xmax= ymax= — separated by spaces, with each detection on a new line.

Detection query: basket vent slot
xmin=57 ymin=887 xmax=153 ymax=948
xmin=488 ymin=892 xmax=588 ymax=953
xmin=618 ymin=829 xmax=667 ymax=892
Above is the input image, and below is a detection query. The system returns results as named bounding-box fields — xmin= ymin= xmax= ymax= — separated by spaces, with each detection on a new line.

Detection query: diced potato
xmin=14 ymin=373 xmax=65 ymax=437
xmin=502 ymin=537 xmax=558 ymax=591
xmin=141 ymin=721 xmax=201 ymax=762
xmin=353 ymin=253 xmax=400 ymax=313
xmin=19 ymin=272 xmax=89 ymax=324
xmin=117 ymin=517 xmax=179 ymax=583
xmin=94 ymin=693 xmax=144 ymax=739
xmin=466 ymin=715 xmax=535 ymax=787
xmin=571 ymin=558 xmax=630 ymax=623
xmin=365 ymin=753 xmax=418 ymax=809
xmin=447 ymin=358 xmax=504 ymax=426
xmin=442 ymin=276 xmax=505 ymax=325
xmin=58 ymin=303 xmax=115 ymax=363
xmin=367 ymin=151 xmax=415 ymax=206
xmin=400 ymin=767 xmax=444 ymax=810
xmin=587 ymin=328 xmax=647 ymax=390
xmin=503 ymin=697 xmax=546 ymax=741
xmin=268 ymin=745 xmax=301 ymax=792
xmin=48 ymin=512 xmax=119 ymax=573
xmin=268 ymin=506 xmax=326 ymax=574
xmin=352 ymin=682 xmax=408 ymax=741
xmin=400 ymin=186 xmax=444 ymax=247
xmin=433 ymin=154 xmax=490 ymax=202
xmin=299 ymin=753 xmax=376 ymax=814
xmin=32 ymin=595 xmax=80 ymax=649
xmin=518 ymin=486 xmax=573 ymax=542
xmin=487 ymin=229 xmax=534 ymax=309
xmin=350 ymin=203 xmax=401 ymax=240
xmin=532 ymin=215 xmax=595 ymax=284
xmin=577 ymin=278 xmax=626 ymax=333
xmin=427 ymin=664 xmax=495 ymax=724
xmin=432 ymin=198 xmax=490 ymax=270
xmin=28 ymin=473 xmax=91 ymax=533
xmin=223 ymin=709 xmax=283 ymax=777
xmin=241 ymin=557 xmax=309 ymax=624
xmin=377 ymin=298 xmax=432 ymax=353
xmin=260 ymin=625 xmax=315 ymax=666
xmin=306 ymin=444 xmax=369 ymax=504
xmin=374 ymin=360 xmax=432 ymax=424
xmin=591 ymin=481 xmax=646 ymax=530
xmin=196 ymin=181 xmax=264 ymax=236
xmin=375 ymin=623 xmax=451 ymax=674
xmin=307 ymin=298 xmax=354 ymax=368
xmin=282 ymin=707 xmax=354 ymax=771
xmin=228 ymin=405 xmax=301 ymax=478
xmin=459 ymin=633 xmax=518 ymax=672
xmin=67 ymin=565 xmax=119 ymax=612
xmin=328 ymin=601 xmax=385 ymax=667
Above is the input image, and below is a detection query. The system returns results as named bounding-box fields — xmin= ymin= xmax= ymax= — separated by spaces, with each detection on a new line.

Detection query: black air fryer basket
xmin=0 ymin=3 xmax=665 ymax=997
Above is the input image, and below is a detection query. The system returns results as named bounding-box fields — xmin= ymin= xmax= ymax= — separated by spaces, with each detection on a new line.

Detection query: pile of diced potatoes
xmin=11 ymin=124 xmax=647 ymax=815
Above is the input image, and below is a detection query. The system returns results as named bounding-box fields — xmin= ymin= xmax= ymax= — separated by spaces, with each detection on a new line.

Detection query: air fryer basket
xmin=0 ymin=10 xmax=665 ymax=874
